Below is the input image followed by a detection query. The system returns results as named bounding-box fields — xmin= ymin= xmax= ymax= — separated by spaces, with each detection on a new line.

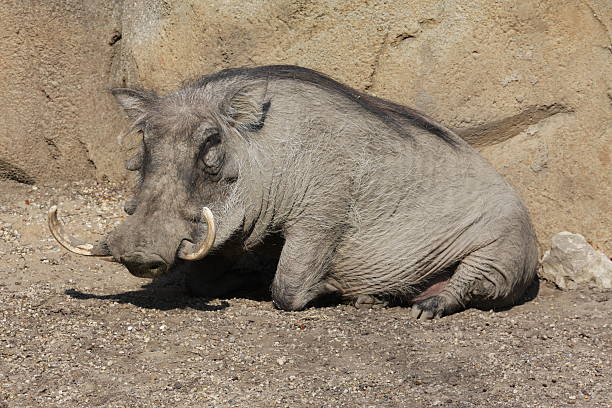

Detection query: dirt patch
xmin=0 ymin=180 xmax=610 ymax=407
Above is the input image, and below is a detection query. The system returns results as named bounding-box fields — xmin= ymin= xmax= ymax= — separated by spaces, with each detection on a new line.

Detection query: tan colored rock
xmin=1 ymin=0 xmax=610 ymax=253
xmin=541 ymin=232 xmax=612 ymax=289
xmin=0 ymin=0 xmax=126 ymax=182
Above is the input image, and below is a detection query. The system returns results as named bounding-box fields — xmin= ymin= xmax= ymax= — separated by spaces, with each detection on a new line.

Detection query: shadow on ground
xmin=64 ymin=271 xmax=232 ymax=311
xmin=64 ymin=269 xmax=541 ymax=314
xmin=64 ymin=287 xmax=231 ymax=312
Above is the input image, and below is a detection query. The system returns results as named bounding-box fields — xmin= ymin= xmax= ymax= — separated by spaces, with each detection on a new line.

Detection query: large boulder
xmin=541 ymin=232 xmax=612 ymax=290
xmin=1 ymin=0 xmax=610 ymax=254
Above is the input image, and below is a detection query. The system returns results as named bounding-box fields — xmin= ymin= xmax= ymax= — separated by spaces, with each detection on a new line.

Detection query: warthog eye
xmin=199 ymin=131 xmax=224 ymax=176
xmin=202 ymin=144 xmax=224 ymax=170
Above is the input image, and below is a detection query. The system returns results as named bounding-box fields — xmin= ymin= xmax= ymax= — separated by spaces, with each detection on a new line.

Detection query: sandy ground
xmin=0 ymin=179 xmax=610 ymax=408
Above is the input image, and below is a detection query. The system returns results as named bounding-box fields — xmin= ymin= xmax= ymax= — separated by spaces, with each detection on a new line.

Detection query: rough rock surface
xmin=541 ymin=232 xmax=612 ymax=290
xmin=1 ymin=0 xmax=610 ymax=252
xmin=0 ymin=0 xmax=126 ymax=183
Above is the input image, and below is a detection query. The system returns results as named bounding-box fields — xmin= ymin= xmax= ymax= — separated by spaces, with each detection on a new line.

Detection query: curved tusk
xmin=179 ymin=207 xmax=216 ymax=261
xmin=47 ymin=205 xmax=112 ymax=258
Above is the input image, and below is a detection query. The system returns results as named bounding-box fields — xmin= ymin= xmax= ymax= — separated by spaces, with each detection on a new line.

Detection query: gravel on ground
xmin=0 ymin=180 xmax=610 ymax=408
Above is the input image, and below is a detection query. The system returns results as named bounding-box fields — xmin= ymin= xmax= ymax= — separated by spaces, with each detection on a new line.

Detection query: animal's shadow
xmin=65 ymin=244 xmax=540 ymax=313
xmin=64 ymin=264 xmax=342 ymax=312
xmin=64 ymin=237 xmax=284 ymax=312
xmin=500 ymin=276 xmax=540 ymax=310
xmin=64 ymin=270 xmax=232 ymax=312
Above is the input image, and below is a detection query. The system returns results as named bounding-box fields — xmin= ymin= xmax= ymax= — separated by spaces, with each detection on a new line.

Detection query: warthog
xmin=49 ymin=65 xmax=538 ymax=318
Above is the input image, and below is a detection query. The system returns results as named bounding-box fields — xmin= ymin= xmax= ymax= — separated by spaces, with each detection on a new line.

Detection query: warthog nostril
xmin=119 ymin=253 xmax=169 ymax=278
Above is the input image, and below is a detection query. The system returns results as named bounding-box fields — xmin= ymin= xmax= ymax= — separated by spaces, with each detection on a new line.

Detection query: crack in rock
xmin=365 ymin=31 xmax=389 ymax=91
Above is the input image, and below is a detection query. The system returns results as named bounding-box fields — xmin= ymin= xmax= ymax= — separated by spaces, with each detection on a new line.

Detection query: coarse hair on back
xmin=185 ymin=65 xmax=460 ymax=147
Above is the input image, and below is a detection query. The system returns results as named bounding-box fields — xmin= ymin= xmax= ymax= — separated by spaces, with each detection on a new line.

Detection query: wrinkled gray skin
xmin=105 ymin=65 xmax=538 ymax=319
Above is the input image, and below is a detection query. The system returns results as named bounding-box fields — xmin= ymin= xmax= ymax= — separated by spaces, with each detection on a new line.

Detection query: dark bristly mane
xmin=190 ymin=65 xmax=458 ymax=146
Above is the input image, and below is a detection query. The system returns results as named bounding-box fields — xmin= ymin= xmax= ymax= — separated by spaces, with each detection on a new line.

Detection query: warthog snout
xmin=48 ymin=206 xmax=217 ymax=278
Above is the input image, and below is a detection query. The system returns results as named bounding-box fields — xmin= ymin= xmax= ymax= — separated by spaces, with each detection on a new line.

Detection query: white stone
xmin=541 ymin=232 xmax=612 ymax=290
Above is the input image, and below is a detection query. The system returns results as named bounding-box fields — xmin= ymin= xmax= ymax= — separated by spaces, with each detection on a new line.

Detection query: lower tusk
xmin=47 ymin=205 xmax=110 ymax=257
xmin=179 ymin=207 xmax=216 ymax=261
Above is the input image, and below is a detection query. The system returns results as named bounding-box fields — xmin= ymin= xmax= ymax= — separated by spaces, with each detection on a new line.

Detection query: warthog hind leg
xmin=410 ymin=243 xmax=531 ymax=319
xmin=410 ymin=294 xmax=462 ymax=320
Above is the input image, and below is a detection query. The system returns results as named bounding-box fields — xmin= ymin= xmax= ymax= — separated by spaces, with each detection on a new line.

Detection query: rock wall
xmin=1 ymin=0 xmax=610 ymax=253
xmin=0 ymin=0 xmax=125 ymax=182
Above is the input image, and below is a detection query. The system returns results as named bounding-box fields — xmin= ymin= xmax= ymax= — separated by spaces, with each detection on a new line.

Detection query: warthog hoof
xmin=353 ymin=294 xmax=388 ymax=309
xmin=410 ymin=295 xmax=447 ymax=320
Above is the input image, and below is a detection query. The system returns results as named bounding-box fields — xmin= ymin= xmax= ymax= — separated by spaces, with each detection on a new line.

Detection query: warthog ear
xmin=224 ymin=81 xmax=270 ymax=131
xmin=111 ymin=88 xmax=158 ymax=121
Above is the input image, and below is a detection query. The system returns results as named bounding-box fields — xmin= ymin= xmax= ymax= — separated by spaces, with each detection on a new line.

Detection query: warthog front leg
xmin=353 ymin=294 xmax=389 ymax=309
xmin=271 ymin=226 xmax=340 ymax=311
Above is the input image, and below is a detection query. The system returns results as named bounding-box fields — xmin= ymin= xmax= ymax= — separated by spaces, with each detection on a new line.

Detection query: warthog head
xmin=49 ymin=70 xmax=274 ymax=278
